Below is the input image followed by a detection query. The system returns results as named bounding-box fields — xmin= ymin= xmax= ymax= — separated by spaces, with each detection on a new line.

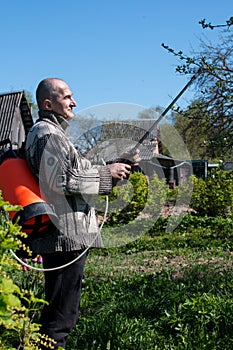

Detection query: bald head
xmin=36 ymin=78 xmax=65 ymax=109
xmin=36 ymin=78 xmax=77 ymax=119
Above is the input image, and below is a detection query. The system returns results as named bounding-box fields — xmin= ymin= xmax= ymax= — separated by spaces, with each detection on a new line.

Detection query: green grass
xmin=9 ymin=215 xmax=233 ymax=350
xmin=65 ymin=219 xmax=233 ymax=350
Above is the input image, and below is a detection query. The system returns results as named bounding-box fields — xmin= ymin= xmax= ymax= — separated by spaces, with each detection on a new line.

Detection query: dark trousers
xmin=40 ymin=250 xmax=87 ymax=349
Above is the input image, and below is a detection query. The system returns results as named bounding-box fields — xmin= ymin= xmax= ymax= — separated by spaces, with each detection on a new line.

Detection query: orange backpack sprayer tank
xmin=0 ymin=145 xmax=58 ymax=236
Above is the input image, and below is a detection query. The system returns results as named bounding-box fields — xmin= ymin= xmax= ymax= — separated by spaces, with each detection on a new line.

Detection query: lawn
xmin=66 ymin=222 xmax=233 ymax=350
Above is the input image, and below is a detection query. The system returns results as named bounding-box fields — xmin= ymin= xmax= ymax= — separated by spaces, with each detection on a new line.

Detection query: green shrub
xmin=0 ymin=192 xmax=55 ymax=350
xmin=105 ymin=172 xmax=149 ymax=225
xmin=101 ymin=172 xmax=169 ymax=228
xmin=143 ymin=173 xmax=167 ymax=216
xmin=190 ymin=169 xmax=233 ymax=217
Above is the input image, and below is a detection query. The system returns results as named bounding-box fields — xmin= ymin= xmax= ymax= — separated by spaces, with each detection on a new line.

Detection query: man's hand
xmin=108 ymin=162 xmax=131 ymax=180
xmin=130 ymin=148 xmax=141 ymax=166
xmin=118 ymin=148 xmax=141 ymax=166
xmin=107 ymin=149 xmax=142 ymax=181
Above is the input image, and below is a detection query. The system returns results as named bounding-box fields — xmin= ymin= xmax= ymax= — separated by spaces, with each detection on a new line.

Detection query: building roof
xmin=0 ymin=91 xmax=34 ymax=151
xmin=74 ymin=119 xmax=159 ymax=161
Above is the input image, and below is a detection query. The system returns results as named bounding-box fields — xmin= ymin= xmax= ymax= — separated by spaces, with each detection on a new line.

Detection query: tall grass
xmin=65 ymin=216 xmax=233 ymax=350
xmin=7 ymin=216 xmax=233 ymax=349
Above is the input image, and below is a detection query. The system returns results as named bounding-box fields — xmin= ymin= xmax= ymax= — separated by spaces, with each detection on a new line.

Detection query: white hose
xmin=9 ymin=195 xmax=109 ymax=272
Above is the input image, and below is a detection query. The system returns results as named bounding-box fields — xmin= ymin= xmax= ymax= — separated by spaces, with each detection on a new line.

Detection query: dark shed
xmin=0 ymin=91 xmax=33 ymax=152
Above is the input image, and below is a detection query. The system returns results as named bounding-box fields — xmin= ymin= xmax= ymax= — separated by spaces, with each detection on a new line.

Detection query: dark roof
xmin=0 ymin=91 xmax=34 ymax=151
xmin=102 ymin=120 xmax=158 ymax=141
xmin=74 ymin=119 xmax=159 ymax=160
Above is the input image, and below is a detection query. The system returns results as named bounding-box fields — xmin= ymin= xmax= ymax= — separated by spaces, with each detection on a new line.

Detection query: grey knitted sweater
xmin=25 ymin=111 xmax=113 ymax=254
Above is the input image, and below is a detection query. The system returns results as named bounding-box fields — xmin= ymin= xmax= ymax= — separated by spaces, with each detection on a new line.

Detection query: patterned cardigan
xmin=25 ymin=111 xmax=113 ymax=254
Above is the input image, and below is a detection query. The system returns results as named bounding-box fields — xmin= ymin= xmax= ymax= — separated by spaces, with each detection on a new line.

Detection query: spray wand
xmin=124 ymin=67 xmax=203 ymax=163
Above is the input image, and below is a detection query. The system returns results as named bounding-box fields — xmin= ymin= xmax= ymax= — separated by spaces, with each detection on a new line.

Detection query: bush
xmin=0 ymin=192 xmax=55 ymax=350
xmin=190 ymin=169 xmax=233 ymax=217
xmin=105 ymin=172 xmax=149 ymax=225
xmin=99 ymin=172 xmax=169 ymax=227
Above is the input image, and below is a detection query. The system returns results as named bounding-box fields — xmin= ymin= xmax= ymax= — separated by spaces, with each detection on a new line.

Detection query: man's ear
xmin=43 ymin=99 xmax=52 ymax=110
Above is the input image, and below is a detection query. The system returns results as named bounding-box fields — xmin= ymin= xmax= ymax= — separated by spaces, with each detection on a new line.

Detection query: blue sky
xmin=0 ymin=0 xmax=231 ymax=118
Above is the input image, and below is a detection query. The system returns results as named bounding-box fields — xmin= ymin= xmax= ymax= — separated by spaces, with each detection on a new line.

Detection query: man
xmin=25 ymin=78 xmax=140 ymax=349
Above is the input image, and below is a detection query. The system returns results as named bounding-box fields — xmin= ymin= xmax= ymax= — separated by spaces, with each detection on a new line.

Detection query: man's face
xmin=49 ymin=80 xmax=77 ymax=119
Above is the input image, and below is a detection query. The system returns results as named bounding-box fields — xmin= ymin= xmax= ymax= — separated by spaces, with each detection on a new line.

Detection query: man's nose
xmin=71 ymin=98 xmax=77 ymax=107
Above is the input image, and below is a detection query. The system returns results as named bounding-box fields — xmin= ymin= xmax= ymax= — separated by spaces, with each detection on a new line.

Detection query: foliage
xmin=143 ymin=173 xmax=168 ymax=216
xmin=122 ymin=215 xmax=233 ymax=252
xmin=63 ymin=161 xmax=233 ymax=349
xmin=138 ymin=106 xmax=163 ymax=120
xmin=104 ymin=172 xmax=149 ymax=226
xmin=0 ymin=193 xmax=56 ymax=350
xmin=65 ymin=219 xmax=233 ymax=349
xmin=199 ymin=17 xmax=233 ymax=30
xmin=162 ymin=17 xmax=233 ymax=161
xmin=1 ymin=169 xmax=232 ymax=349
xmin=99 ymin=164 xmax=232 ymax=232
xmin=170 ymin=100 xmax=211 ymax=159
xmin=24 ymin=91 xmax=38 ymax=121
xmin=100 ymin=172 xmax=170 ymax=232
xmin=190 ymin=168 xmax=233 ymax=217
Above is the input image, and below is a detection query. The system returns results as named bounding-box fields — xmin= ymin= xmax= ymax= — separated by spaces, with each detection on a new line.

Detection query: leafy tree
xmin=162 ymin=17 xmax=233 ymax=161
xmin=171 ymin=100 xmax=210 ymax=160
xmin=24 ymin=91 xmax=38 ymax=121
xmin=138 ymin=106 xmax=163 ymax=120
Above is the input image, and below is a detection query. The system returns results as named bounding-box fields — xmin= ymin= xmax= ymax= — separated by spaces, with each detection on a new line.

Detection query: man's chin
xmin=66 ymin=113 xmax=75 ymax=120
